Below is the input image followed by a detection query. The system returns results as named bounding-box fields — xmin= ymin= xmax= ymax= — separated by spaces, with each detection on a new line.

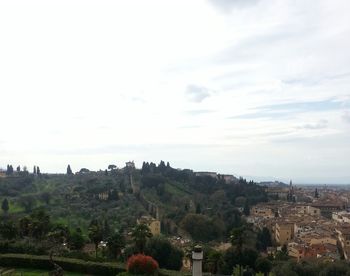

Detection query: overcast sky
xmin=1 ymin=0 xmax=350 ymax=184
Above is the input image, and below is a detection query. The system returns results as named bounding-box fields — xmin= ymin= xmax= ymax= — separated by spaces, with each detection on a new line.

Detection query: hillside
xmin=0 ymin=161 xmax=267 ymax=242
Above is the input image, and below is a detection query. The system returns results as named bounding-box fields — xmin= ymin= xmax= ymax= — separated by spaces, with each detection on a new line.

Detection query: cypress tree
xmin=1 ymin=198 xmax=9 ymax=213
xmin=67 ymin=165 xmax=73 ymax=175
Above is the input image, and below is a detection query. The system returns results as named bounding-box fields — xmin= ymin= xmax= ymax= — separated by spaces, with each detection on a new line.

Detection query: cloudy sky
xmin=1 ymin=0 xmax=350 ymax=184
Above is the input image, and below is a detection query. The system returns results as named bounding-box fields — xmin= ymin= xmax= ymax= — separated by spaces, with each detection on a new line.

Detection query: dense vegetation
xmin=0 ymin=161 xmax=267 ymax=241
xmin=1 ymin=161 xmax=312 ymax=275
xmin=1 ymin=162 xmax=350 ymax=275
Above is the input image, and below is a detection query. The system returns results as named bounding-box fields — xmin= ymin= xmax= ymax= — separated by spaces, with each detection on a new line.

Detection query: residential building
xmin=137 ymin=216 xmax=161 ymax=236
xmin=333 ymin=211 xmax=350 ymax=224
xmin=336 ymin=226 xmax=350 ymax=260
xmin=250 ymin=206 xmax=275 ymax=219
xmin=275 ymin=222 xmax=294 ymax=245
xmin=195 ymin=172 xmax=218 ymax=178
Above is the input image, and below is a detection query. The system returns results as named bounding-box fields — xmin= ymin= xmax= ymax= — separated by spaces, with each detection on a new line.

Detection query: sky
xmin=1 ymin=0 xmax=350 ymax=184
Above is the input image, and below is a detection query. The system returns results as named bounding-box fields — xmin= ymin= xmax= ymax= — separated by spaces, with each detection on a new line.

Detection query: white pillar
xmin=192 ymin=245 xmax=203 ymax=276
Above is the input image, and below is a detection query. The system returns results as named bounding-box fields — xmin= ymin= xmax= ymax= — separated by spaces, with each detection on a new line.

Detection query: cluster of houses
xmin=248 ymin=196 xmax=350 ymax=262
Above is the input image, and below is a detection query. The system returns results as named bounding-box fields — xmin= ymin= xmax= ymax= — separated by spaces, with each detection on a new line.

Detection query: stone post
xmin=192 ymin=245 xmax=203 ymax=276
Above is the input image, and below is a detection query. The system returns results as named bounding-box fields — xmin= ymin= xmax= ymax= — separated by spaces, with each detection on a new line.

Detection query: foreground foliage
xmin=127 ymin=254 xmax=158 ymax=275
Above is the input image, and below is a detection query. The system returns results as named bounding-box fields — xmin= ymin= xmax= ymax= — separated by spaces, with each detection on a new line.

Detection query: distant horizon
xmin=1 ymin=160 xmax=349 ymax=185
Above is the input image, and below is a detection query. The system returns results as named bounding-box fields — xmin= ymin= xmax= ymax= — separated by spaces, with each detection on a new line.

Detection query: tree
xmin=255 ymin=257 xmax=272 ymax=276
xmin=40 ymin=192 xmax=51 ymax=205
xmin=107 ymin=231 xmax=126 ymax=259
xmin=1 ymin=198 xmax=9 ymax=214
xmin=319 ymin=262 xmax=350 ymax=276
xmin=33 ymin=166 xmax=37 ymax=175
xmin=18 ymin=195 xmax=36 ymax=213
xmin=102 ymin=219 xmax=111 ymax=240
xmin=108 ymin=164 xmax=117 ymax=170
xmin=6 ymin=165 xmax=13 ymax=175
xmin=0 ymin=220 xmax=17 ymax=239
xmin=230 ymin=226 xmax=246 ymax=254
xmin=18 ymin=216 xmax=31 ymax=237
xmin=256 ymin=227 xmax=272 ymax=251
xmin=37 ymin=166 xmax=41 ymax=175
xmin=144 ymin=236 xmax=184 ymax=271
xmin=16 ymin=166 xmax=21 ymax=172
xmin=79 ymin=168 xmax=90 ymax=174
xmin=68 ymin=228 xmax=85 ymax=250
xmin=67 ymin=165 xmax=73 ymax=175
xmin=131 ymin=224 xmax=152 ymax=253
xmin=88 ymin=220 xmax=103 ymax=258
xmin=29 ymin=209 xmax=51 ymax=239
xmin=243 ymin=201 xmax=250 ymax=216
xmin=47 ymin=224 xmax=70 ymax=245
xmin=230 ymin=226 xmax=248 ymax=276
xmin=205 ymin=249 xmax=223 ymax=274
xmin=196 ymin=203 xmax=201 ymax=214
xmin=181 ymin=214 xmax=223 ymax=242
xmin=275 ymin=244 xmax=289 ymax=261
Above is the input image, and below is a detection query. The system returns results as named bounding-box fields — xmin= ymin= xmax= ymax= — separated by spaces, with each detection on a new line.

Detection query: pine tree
xmin=33 ymin=166 xmax=37 ymax=175
xmin=37 ymin=166 xmax=41 ymax=175
xmin=16 ymin=166 xmax=21 ymax=172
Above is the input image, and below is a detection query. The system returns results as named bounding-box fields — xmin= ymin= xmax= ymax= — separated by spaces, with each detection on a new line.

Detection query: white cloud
xmin=343 ymin=111 xmax=350 ymax=123
xmin=185 ymin=85 xmax=211 ymax=103
xmin=1 ymin=0 xmax=350 ymax=183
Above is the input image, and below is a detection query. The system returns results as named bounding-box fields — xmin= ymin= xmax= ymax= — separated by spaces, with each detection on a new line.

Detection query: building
xmin=137 ymin=216 xmax=161 ymax=236
xmin=250 ymin=206 xmax=275 ymax=219
xmin=311 ymin=202 xmax=345 ymax=212
xmin=195 ymin=172 xmax=218 ymax=178
xmin=125 ymin=161 xmax=135 ymax=169
xmin=335 ymin=226 xmax=350 ymax=260
xmin=219 ymin=174 xmax=237 ymax=183
xmin=275 ymin=222 xmax=294 ymax=245
xmin=288 ymin=243 xmax=339 ymax=262
xmin=295 ymin=205 xmax=321 ymax=216
xmin=333 ymin=211 xmax=350 ymax=224
xmin=98 ymin=191 xmax=109 ymax=200
xmin=267 ymin=187 xmax=290 ymax=200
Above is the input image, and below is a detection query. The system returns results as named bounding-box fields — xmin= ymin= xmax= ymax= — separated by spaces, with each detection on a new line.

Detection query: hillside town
xmin=248 ymin=181 xmax=350 ymax=263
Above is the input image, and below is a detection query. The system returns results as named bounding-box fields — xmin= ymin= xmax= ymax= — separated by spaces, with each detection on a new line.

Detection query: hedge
xmin=118 ymin=271 xmax=191 ymax=276
xmin=0 ymin=253 xmax=125 ymax=275
xmin=159 ymin=269 xmax=191 ymax=276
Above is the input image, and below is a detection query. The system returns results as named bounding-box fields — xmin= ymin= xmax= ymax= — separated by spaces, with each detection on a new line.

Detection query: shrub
xmin=127 ymin=254 xmax=158 ymax=275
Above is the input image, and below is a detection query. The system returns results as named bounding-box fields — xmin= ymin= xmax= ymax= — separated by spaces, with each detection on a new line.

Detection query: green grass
xmin=0 ymin=198 xmax=24 ymax=214
xmin=9 ymin=201 xmax=24 ymax=213
xmin=14 ymin=268 xmax=84 ymax=275
xmin=165 ymin=182 xmax=191 ymax=197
